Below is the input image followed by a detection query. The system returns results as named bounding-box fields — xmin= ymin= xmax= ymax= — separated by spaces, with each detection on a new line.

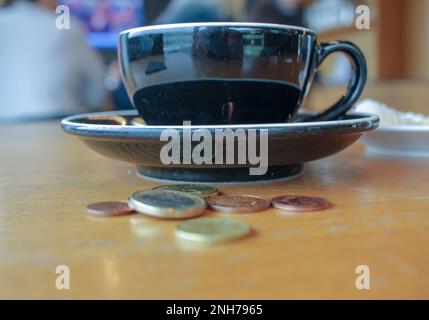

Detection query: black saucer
xmin=61 ymin=110 xmax=378 ymax=183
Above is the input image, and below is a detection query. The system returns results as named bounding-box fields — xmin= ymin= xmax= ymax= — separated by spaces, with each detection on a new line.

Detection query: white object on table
xmin=354 ymin=99 xmax=429 ymax=158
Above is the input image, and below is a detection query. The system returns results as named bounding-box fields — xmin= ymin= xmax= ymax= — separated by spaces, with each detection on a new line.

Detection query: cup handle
xmin=301 ymin=41 xmax=367 ymax=122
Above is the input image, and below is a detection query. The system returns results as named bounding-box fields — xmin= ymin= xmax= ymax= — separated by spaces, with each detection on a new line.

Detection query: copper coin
xmin=86 ymin=201 xmax=134 ymax=217
xmin=271 ymin=195 xmax=332 ymax=212
xmin=207 ymin=195 xmax=271 ymax=213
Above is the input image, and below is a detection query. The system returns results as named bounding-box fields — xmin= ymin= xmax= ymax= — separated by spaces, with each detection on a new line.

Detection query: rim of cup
xmin=120 ymin=22 xmax=316 ymax=37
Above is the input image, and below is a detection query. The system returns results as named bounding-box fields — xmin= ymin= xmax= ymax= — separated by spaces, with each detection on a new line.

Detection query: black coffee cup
xmin=119 ymin=22 xmax=366 ymax=125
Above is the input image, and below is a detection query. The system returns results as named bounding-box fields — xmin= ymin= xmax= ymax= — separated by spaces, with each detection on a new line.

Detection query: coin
xmin=153 ymin=184 xmax=219 ymax=199
xmin=86 ymin=201 xmax=134 ymax=217
xmin=207 ymin=195 xmax=271 ymax=213
xmin=87 ymin=115 xmax=127 ymax=126
xmin=175 ymin=217 xmax=251 ymax=243
xmin=271 ymin=195 xmax=332 ymax=212
xmin=129 ymin=190 xmax=206 ymax=219
xmin=131 ymin=117 xmax=146 ymax=126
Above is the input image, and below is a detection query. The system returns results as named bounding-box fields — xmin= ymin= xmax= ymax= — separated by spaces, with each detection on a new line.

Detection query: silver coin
xmin=129 ymin=190 xmax=206 ymax=219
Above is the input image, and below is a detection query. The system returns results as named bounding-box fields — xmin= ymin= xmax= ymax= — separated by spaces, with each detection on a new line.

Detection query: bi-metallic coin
xmin=129 ymin=190 xmax=206 ymax=219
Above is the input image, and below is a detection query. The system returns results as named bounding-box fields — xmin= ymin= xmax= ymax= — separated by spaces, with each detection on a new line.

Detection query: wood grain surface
xmin=0 ymin=121 xmax=428 ymax=299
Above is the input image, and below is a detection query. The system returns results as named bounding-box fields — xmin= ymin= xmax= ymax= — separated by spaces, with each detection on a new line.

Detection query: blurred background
xmin=1 ymin=0 xmax=428 ymax=122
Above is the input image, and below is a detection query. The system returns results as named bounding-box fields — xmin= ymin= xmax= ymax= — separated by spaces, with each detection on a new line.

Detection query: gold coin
xmin=129 ymin=190 xmax=206 ymax=219
xmin=153 ymin=184 xmax=219 ymax=199
xmin=175 ymin=217 xmax=251 ymax=243
xmin=131 ymin=117 xmax=146 ymax=126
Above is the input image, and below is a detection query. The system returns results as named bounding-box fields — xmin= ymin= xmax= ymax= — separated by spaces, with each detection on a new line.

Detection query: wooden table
xmin=0 ymin=121 xmax=428 ymax=299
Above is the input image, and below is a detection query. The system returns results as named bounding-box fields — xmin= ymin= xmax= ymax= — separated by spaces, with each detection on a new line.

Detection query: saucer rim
xmin=61 ymin=110 xmax=379 ymax=139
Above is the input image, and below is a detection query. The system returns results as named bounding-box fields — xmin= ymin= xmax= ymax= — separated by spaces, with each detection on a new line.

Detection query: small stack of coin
xmin=128 ymin=189 xmax=206 ymax=219
xmin=207 ymin=195 xmax=271 ymax=213
xmin=86 ymin=183 xmax=333 ymax=245
xmin=152 ymin=184 xmax=219 ymax=199
xmin=175 ymin=217 xmax=251 ymax=243
xmin=271 ymin=195 xmax=332 ymax=212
